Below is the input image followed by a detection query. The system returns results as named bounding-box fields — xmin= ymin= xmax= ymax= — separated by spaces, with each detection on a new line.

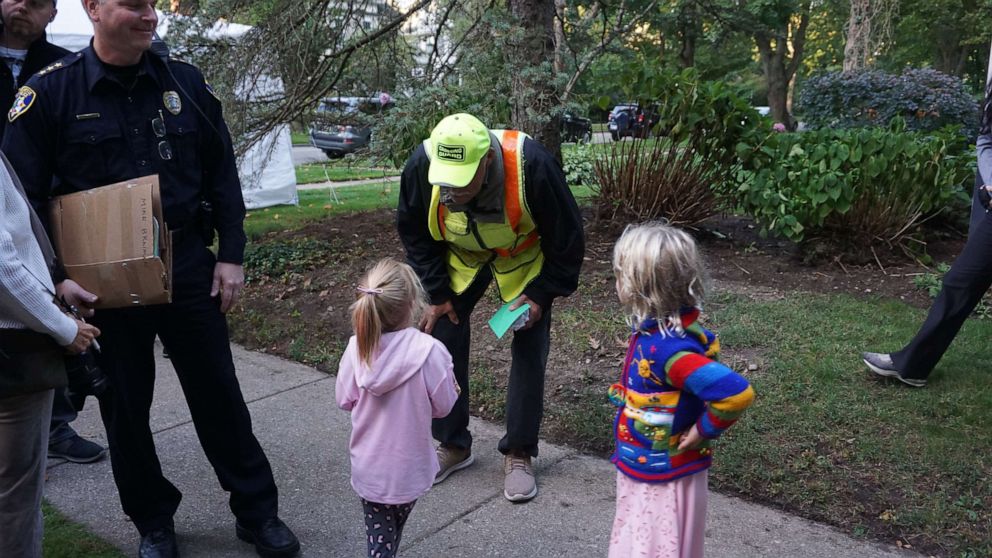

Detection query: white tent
xmin=48 ymin=3 xmax=298 ymax=209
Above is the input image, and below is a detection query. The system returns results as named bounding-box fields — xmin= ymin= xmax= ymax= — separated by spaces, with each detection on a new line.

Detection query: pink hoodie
xmin=335 ymin=327 xmax=458 ymax=504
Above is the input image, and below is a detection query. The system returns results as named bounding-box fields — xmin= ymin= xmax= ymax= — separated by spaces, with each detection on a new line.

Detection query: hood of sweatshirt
xmin=352 ymin=327 xmax=435 ymax=396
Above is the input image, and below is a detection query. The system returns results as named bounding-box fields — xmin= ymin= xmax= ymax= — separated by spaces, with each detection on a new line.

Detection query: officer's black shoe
xmin=138 ymin=526 xmax=179 ymax=558
xmin=235 ymin=517 xmax=300 ymax=557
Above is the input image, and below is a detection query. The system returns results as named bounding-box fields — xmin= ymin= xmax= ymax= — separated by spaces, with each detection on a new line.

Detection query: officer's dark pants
xmin=93 ymin=240 xmax=278 ymax=536
xmin=431 ymin=267 xmax=552 ymax=458
xmin=48 ymin=387 xmax=78 ymax=445
xmin=892 ymin=177 xmax=992 ymax=380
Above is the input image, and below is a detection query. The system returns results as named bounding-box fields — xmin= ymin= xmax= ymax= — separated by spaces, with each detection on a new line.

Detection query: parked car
xmin=309 ymin=95 xmax=394 ymax=159
xmin=607 ymin=103 xmax=659 ymax=141
xmin=561 ymin=112 xmax=592 ymax=143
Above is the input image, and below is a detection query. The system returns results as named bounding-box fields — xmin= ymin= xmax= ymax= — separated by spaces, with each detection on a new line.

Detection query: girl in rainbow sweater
xmin=608 ymin=222 xmax=755 ymax=558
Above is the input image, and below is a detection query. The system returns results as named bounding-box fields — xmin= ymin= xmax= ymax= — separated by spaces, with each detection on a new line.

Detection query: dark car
xmin=309 ymin=95 xmax=393 ymax=159
xmin=607 ymin=103 xmax=658 ymax=141
xmin=561 ymin=112 xmax=592 ymax=143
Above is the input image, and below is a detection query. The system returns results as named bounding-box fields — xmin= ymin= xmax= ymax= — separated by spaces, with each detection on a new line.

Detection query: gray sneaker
xmin=434 ymin=445 xmax=474 ymax=485
xmin=862 ymin=352 xmax=926 ymax=387
xmin=503 ymin=453 xmax=537 ymax=502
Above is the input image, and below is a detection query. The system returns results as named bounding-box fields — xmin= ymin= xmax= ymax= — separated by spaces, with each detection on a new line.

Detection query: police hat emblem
xmin=8 ymin=86 xmax=36 ymax=123
xmin=163 ymin=91 xmax=182 ymax=115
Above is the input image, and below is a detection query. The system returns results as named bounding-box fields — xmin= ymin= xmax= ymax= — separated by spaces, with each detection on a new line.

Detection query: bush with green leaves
xmin=562 ymin=143 xmax=599 ymax=188
xmin=736 ymin=119 xmax=972 ymax=257
xmin=797 ymin=68 xmax=980 ymax=134
xmin=591 ymin=67 xmax=770 ymax=223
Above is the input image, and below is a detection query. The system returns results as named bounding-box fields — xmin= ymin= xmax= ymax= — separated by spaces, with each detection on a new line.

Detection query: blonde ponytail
xmin=350 ymin=258 xmax=427 ymax=367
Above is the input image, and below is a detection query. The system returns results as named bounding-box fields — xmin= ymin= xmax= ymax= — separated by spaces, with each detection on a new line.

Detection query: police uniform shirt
xmin=0 ymin=46 xmax=247 ymax=265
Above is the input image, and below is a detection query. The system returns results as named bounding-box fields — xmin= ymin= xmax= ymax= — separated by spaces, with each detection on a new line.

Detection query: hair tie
xmin=357 ymin=286 xmax=384 ymax=296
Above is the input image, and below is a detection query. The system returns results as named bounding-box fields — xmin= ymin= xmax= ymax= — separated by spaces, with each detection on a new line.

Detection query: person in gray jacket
xmin=0 ymin=153 xmax=99 ymax=558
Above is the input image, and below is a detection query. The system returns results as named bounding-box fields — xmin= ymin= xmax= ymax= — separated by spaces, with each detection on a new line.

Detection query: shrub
xmin=592 ymin=68 xmax=770 ymax=224
xmin=798 ymin=68 xmax=980 ymax=134
xmin=592 ymin=140 xmax=719 ymax=226
xmin=736 ymin=119 xmax=972 ymax=258
xmin=562 ymin=143 xmax=599 ymax=188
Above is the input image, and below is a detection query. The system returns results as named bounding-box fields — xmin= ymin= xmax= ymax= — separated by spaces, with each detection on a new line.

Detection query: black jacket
xmin=1 ymin=47 xmax=247 ymax=265
xmin=397 ymin=137 xmax=585 ymax=309
xmin=0 ymin=37 xmax=69 ymax=140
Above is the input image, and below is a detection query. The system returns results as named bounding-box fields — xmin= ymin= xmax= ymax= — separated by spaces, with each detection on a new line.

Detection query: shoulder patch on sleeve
xmin=8 ymin=86 xmax=36 ymax=123
xmin=204 ymin=79 xmax=220 ymax=101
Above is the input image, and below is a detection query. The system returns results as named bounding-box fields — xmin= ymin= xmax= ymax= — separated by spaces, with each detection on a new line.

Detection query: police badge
xmin=163 ymin=91 xmax=182 ymax=115
xmin=8 ymin=86 xmax=36 ymax=123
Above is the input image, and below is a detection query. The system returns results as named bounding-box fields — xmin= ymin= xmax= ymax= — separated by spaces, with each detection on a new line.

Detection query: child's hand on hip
xmin=678 ymin=424 xmax=704 ymax=451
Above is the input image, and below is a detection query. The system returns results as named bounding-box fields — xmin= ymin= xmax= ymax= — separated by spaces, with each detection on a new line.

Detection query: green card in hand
xmin=488 ymin=300 xmax=530 ymax=339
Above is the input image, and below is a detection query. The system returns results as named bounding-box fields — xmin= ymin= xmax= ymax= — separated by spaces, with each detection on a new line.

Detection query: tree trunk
xmin=843 ymin=0 xmax=869 ymax=71
xmin=677 ymin=1 xmax=698 ymax=68
xmin=754 ymin=5 xmax=810 ymax=131
xmin=553 ymin=0 xmax=566 ymax=74
xmin=507 ymin=0 xmax=561 ymax=159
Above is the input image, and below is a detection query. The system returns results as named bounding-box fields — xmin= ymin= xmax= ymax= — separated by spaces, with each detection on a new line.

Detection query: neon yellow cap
xmin=427 ymin=113 xmax=491 ymax=188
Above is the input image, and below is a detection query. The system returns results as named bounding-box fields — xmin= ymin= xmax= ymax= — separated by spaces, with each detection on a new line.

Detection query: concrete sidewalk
xmin=46 ymin=344 xmax=919 ymax=558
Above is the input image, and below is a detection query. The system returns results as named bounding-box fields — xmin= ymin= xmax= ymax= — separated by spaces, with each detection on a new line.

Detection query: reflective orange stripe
xmin=493 ymin=230 xmax=539 ymax=258
xmin=438 ymin=204 xmax=447 ymax=238
xmin=501 ymin=130 xmax=522 ymax=230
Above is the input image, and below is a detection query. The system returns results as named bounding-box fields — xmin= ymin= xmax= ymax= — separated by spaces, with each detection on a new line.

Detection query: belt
xmin=170 ymin=219 xmax=201 ymax=246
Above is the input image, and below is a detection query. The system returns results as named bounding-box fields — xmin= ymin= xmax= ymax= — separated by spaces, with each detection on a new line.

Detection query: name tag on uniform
xmin=75 ymin=113 xmax=101 ymax=120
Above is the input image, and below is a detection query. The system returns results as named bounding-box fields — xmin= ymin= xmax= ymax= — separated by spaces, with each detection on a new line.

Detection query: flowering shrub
xmin=797 ymin=68 xmax=979 ymax=134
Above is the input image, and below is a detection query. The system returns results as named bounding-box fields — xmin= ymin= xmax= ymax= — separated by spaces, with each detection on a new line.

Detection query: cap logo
xmin=436 ymin=143 xmax=465 ymax=162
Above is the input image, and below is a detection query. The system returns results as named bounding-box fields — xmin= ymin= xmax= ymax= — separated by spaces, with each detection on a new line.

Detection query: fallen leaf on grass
xmin=588 ymin=336 xmax=601 ymax=350
xmin=879 ymin=510 xmax=895 ymax=521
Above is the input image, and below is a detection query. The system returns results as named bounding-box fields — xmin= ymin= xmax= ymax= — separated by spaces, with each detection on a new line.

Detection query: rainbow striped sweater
xmin=608 ymin=309 xmax=755 ymax=483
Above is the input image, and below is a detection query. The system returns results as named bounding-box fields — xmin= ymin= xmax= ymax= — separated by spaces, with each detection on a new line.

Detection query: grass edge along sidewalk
xmin=43 ymin=501 xmax=125 ymax=558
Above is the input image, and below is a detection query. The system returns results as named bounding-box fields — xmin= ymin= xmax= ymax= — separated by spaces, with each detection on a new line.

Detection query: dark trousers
xmin=360 ymin=499 xmax=415 ymax=558
xmin=893 ymin=177 xmax=992 ymax=380
xmin=92 ymin=241 xmax=278 ymax=536
xmin=431 ymin=267 xmax=552 ymax=458
xmin=48 ymin=387 xmax=78 ymax=445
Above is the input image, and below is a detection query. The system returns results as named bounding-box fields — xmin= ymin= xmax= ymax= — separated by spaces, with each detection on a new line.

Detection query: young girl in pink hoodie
xmin=335 ymin=258 xmax=459 ymax=558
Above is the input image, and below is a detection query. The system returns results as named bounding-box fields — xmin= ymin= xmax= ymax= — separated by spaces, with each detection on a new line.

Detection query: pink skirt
xmin=608 ymin=470 xmax=708 ymax=558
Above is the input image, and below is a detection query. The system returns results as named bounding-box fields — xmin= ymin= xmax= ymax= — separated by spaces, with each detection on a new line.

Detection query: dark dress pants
xmin=431 ymin=266 xmax=552 ymax=458
xmin=892 ymin=178 xmax=992 ymax=380
xmin=92 ymin=240 xmax=278 ymax=535
xmin=48 ymin=387 xmax=78 ymax=445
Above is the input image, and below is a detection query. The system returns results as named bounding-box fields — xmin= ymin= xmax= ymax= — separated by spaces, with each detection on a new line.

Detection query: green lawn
xmin=244 ymin=184 xmax=400 ymax=239
xmin=43 ymin=502 xmax=124 ymax=558
xmin=290 ymin=131 xmax=310 ymax=145
xmin=295 ymin=161 xmax=400 ymax=184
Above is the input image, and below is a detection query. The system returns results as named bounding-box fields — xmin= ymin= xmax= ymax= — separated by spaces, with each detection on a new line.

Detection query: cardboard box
xmin=48 ymin=175 xmax=172 ymax=309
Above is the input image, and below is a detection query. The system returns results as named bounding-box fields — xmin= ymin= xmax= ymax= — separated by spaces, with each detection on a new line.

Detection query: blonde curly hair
xmin=612 ymin=222 xmax=708 ymax=331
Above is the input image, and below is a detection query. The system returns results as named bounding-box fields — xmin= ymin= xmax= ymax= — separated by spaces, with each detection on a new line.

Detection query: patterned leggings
xmin=361 ymin=498 xmax=416 ymax=558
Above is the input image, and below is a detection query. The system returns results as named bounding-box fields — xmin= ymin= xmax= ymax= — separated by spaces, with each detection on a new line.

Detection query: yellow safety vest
xmin=425 ymin=130 xmax=544 ymax=302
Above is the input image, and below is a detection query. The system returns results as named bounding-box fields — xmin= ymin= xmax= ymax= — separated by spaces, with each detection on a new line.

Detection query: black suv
xmin=309 ymin=96 xmax=393 ymax=158
xmin=561 ymin=113 xmax=592 ymax=143
xmin=607 ymin=103 xmax=659 ymax=141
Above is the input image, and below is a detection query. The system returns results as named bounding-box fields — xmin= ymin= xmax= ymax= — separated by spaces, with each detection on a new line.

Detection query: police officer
xmin=397 ymin=113 xmax=584 ymax=502
xmin=1 ymin=1 xmax=299 ymax=557
xmin=0 ymin=0 xmax=108 ymax=466
xmin=862 ymin=91 xmax=992 ymax=387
